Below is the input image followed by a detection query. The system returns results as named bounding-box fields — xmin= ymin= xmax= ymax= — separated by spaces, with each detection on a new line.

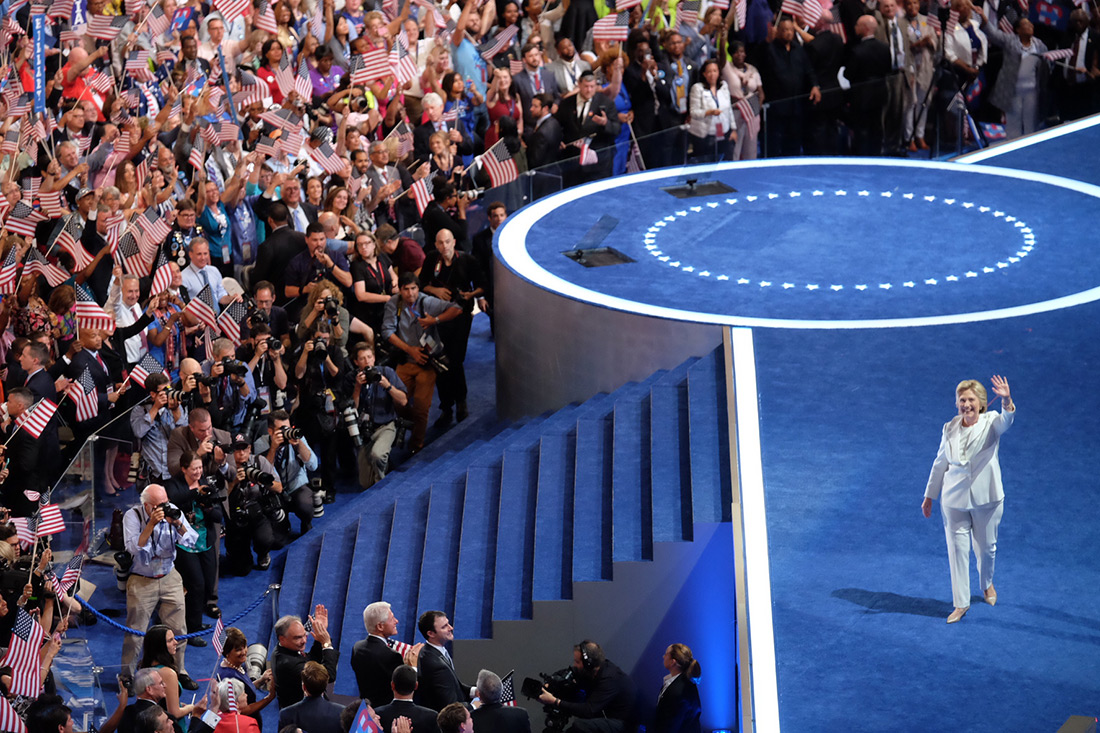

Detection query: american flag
xmin=927 ymin=8 xmax=958 ymax=33
xmin=86 ymin=69 xmax=115 ymax=94
xmin=409 ymin=176 xmax=432 ymax=216
xmin=349 ymin=49 xmax=391 ymax=86
xmin=1 ymin=609 xmax=45 ymax=696
xmin=826 ymin=5 xmax=846 ymax=42
xmin=14 ymin=398 xmax=58 ymax=440
xmin=125 ymin=0 xmax=144 ymax=16
xmin=509 ymin=58 xmax=524 ymax=76
xmin=274 ymin=54 xmax=295 ymax=98
xmin=105 ymin=210 xmax=127 ymax=253
xmin=23 ymin=248 xmax=71 ymax=288
xmin=36 ymin=501 xmax=66 ymax=536
xmin=478 ymin=140 xmax=518 ymax=187
xmin=211 ymin=617 xmax=226 ymax=655
xmin=5 ymin=94 xmax=34 ymax=120
xmin=185 ymin=284 xmax=220 ymax=332
xmin=0 ymin=128 xmax=17 ymax=154
xmin=145 ymin=3 xmax=170 ymax=35
xmin=255 ymin=134 xmax=278 ymax=158
xmin=71 ymin=367 xmax=100 ymax=423
xmin=389 ymin=35 xmax=418 ymax=85
xmin=189 ymin=136 xmax=206 ymax=171
xmin=500 ymin=670 xmax=517 ymax=706
xmin=216 ymin=298 xmax=248 ymax=346
xmin=11 ymin=516 xmax=38 ymax=550
xmin=129 ymin=353 xmax=164 ymax=388
xmin=213 ymin=0 xmax=250 ymax=23
xmin=75 ymin=284 xmax=116 ymax=332
xmin=137 ymin=207 xmax=173 ymax=250
xmin=577 ymin=138 xmax=598 ymax=166
xmin=150 ymin=253 xmax=174 ymax=296
xmin=52 ymin=215 xmax=91 ymax=269
xmin=126 ymin=49 xmax=154 ymax=82
xmin=386 ymin=638 xmax=413 ymax=656
xmin=296 ymin=53 xmax=314 ymax=102
xmin=591 ymin=11 xmax=630 ymax=41
xmin=48 ymin=0 xmax=73 ymax=18
xmin=384 ymin=120 xmax=414 ymax=158
xmin=254 ymin=0 xmax=278 ymax=32
xmin=233 ymin=71 xmax=271 ymax=108
xmin=5 ymin=200 xmax=46 ymax=237
xmin=86 ymin=12 xmax=128 ymax=40
xmin=278 ymin=129 xmax=306 ymax=157
xmin=479 ymin=24 xmax=519 ymax=60
xmin=0 ymin=244 xmax=21 ymax=294
xmin=678 ymin=0 xmax=700 ymax=25
xmin=259 ymin=107 xmax=303 ymax=131
xmin=736 ymin=95 xmax=761 ymax=138
xmin=625 ymin=132 xmax=646 ymax=173
xmin=38 ymin=189 xmax=66 ymax=218
xmin=309 ymin=141 xmax=347 ymax=175
xmin=0 ymin=694 xmax=26 ymax=733
xmin=118 ymin=230 xmax=152 ymax=277
xmin=59 ymin=553 xmax=84 ymax=591
xmin=1043 ymin=48 xmax=1074 ymax=61
xmin=780 ymin=0 xmax=821 ymax=25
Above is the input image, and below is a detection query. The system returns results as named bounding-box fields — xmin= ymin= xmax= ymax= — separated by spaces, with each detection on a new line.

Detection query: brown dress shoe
xmin=908 ymin=140 xmax=918 ymax=153
xmin=917 ymin=138 xmax=929 ymax=150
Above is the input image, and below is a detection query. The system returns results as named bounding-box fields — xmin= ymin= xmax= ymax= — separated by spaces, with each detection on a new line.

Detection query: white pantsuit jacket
xmin=924 ymin=407 xmax=1015 ymax=510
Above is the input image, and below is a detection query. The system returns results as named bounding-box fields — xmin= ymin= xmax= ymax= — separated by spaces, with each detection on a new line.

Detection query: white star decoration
xmin=642 ymin=191 xmax=1036 ymax=292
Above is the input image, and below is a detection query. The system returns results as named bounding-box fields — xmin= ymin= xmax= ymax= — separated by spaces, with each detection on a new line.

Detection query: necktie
xmin=892 ymin=22 xmax=902 ymax=70
xmin=675 ymin=60 xmax=686 ymax=112
xmin=578 ymin=99 xmax=588 ymax=121
xmin=293 ymin=207 xmax=307 ymax=232
xmin=94 ymin=351 xmax=107 ymax=373
xmin=199 ymin=268 xmax=210 ymax=290
xmin=442 ymin=649 xmax=455 ymax=669
xmin=534 ymin=71 xmax=542 ymax=92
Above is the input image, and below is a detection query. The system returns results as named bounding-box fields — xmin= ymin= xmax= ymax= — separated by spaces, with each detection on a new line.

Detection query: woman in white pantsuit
xmin=922 ymin=376 xmax=1015 ymax=624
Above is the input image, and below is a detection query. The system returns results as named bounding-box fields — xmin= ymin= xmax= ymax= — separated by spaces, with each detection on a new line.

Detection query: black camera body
xmin=323 ymin=297 xmax=339 ymax=317
xmin=241 ymin=464 xmax=275 ymax=486
xmin=266 ymin=336 xmax=282 ymax=351
xmin=220 ymin=358 xmax=249 ymax=378
xmin=158 ymin=501 xmax=182 ymax=521
xmin=311 ymin=339 xmax=328 ymax=356
xmin=359 ymin=366 xmax=382 ymax=384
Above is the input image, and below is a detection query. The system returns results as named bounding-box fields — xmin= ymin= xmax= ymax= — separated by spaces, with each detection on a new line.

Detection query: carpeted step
xmin=274 ymin=534 xmax=323 ymax=642
xmin=453 ymin=457 xmax=504 ymax=639
xmin=335 ymin=506 xmax=394 ymax=696
xmin=491 ymin=431 xmax=542 ymax=620
xmin=650 ymin=359 xmax=697 ymax=542
xmin=415 ymin=472 xmax=467 ymax=625
xmin=380 ymin=492 xmax=432 ymax=643
xmin=572 ymin=395 xmax=616 ymax=583
xmin=687 ymin=348 xmax=733 ymax=523
xmin=307 ymin=522 xmax=357 ymax=644
xmin=611 ymin=377 xmax=660 ymax=563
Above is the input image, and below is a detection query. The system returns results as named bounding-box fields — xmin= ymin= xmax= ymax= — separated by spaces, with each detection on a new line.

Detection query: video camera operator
xmin=343 ymin=342 xmax=408 ymax=489
xmin=165 ymin=451 xmax=223 ymax=647
xmin=202 ymin=338 xmax=259 ymax=435
xmin=131 ymin=374 xmax=190 ymax=485
xmin=292 ymin=320 xmax=343 ymax=506
xmin=536 ymin=641 xmax=637 ymax=733
xmin=260 ymin=410 xmax=319 ymax=535
xmin=236 ymin=323 xmax=288 ymax=415
xmin=120 ymin=484 xmax=198 ymax=689
xmin=224 ymin=435 xmax=283 ymax=574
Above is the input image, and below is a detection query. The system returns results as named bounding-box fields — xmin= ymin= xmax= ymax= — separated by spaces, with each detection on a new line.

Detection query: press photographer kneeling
xmin=224 ymin=435 xmax=283 ymax=574
xmin=344 ymin=342 xmax=408 ymax=489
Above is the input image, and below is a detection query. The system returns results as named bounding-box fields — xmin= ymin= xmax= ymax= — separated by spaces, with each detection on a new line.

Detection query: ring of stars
xmin=641 ymin=190 xmax=1037 ymax=292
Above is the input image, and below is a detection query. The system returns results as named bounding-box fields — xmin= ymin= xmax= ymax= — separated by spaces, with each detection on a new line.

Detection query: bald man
xmin=844 ymin=15 xmax=891 ymax=155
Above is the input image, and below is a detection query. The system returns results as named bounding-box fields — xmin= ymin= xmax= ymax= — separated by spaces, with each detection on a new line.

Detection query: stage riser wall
xmin=495 ymin=262 xmax=723 ymax=420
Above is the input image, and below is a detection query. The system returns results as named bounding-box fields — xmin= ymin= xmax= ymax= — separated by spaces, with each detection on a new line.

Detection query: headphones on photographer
xmin=577 ymin=640 xmax=597 ymax=671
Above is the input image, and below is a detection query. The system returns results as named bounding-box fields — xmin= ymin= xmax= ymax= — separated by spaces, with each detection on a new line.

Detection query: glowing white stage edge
xmin=730 ymin=327 xmax=780 ymax=732
xmin=955 ymin=114 xmax=1100 ymax=164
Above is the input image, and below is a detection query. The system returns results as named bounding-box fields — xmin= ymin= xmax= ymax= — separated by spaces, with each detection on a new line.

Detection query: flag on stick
xmin=1 ymin=609 xmax=46 ymax=696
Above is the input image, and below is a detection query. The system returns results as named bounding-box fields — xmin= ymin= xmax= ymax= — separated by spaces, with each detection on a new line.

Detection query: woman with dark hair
xmin=349 ymin=231 xmax=395 ymax=338
xmin=441 ymin=71 xmax=483 ymax=154
xmin=687 ymin=59 xmax=736 ymax=162
xmin=214 ymin=627 xmax=276 ymax=724
xmin=139 ymin=626 xmax=196 ymax=722
xmin=166 ymin=452 xmax=222 ymax=648
xmin=721 ymin=40 xmax=763 ymax=161
xmin=46 ymin=285 xmax=77 ymax=357
xmin=256 ymin=40 xmax=287 ymax=104
xmin=327 ymin=13 xmax=353 ymax=70
xmin=653 ymin=643 xmax=702 ymax=733
xmin=310 ymin=46 xmax=345 ymax=99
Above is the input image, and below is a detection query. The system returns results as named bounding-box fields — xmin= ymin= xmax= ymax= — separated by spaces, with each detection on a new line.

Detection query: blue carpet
xmin=752 ymin=303 xmax=1100 ymax=731
xmin=959 ymin=115 xmax=1100 ymax=186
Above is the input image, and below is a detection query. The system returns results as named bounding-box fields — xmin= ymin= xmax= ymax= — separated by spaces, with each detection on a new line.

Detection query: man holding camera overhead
xmin=120 ymin=484 xmax=199 ymax=690
xmin=344 ymin=342 xmax=408 ymax=489
xmin=262 ymin=410 xmax=319 ymax=535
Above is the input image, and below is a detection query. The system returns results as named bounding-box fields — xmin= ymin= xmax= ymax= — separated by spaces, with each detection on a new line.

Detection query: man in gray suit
xmin=278 ymin=662 xmax=345 ymax=733
xmin=875 ymin=0 xmax=913 ymax=154
xmin=547 ymin=37 xmax=591 ymax=99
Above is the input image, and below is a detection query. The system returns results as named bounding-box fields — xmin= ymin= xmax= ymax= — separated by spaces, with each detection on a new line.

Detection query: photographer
xmin=167 ymin=407 xmax=236 ymax=482
xmin=202 ymin=338 xmax=259 ymax=435
xmin=345 ymin=342 xmax=408 ymax=489
xmin=239 ymin=282 xmax=291 ymax=346
xmin=537 ymin=641 xmax=637 ymax=733
xmin=178 ymin=358 xmax=227 ymax=428
xmin=120 ymin=484 xmax=198 ymax=687
xmin=131 ymin=374 xmax=190 ymax=485
xmin=262 ymin=411 xmax=319 ymax=535
xmin=292 ymin=320 xmax=343 ymax=506
xmin=236 ymin=323 xmax=288 ymax=414
xmin=165 ymin=451 xmax=223 ymax=647
xmin=381 ymin=273 xmax=463 ymax=453
xmin=294 ymin=279 xmax=351 ymax=359
xmin=224 ymin=435 xmax=283 ymax=573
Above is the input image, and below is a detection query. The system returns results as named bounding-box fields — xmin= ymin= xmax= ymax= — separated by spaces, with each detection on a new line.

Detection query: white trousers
xmin=941 ymin=501 xmax=1003 ymax=609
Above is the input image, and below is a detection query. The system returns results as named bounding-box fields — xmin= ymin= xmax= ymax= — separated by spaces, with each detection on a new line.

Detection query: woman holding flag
xmin=214 ymin=627 xmax=277 ymax=726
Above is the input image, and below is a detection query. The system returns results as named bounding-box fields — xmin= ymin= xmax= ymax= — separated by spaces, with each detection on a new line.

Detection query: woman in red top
xmin=484 ymin=66 xmax=522 ymax=149
xmin=256 ymin=39 xmax=286 ymax=104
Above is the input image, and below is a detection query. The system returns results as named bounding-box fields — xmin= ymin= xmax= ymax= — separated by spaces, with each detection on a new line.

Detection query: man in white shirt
xmin=180 ymin=239 xmax=233 ymax=314
xmin=114 ymin=274 xmax=150 ymax=365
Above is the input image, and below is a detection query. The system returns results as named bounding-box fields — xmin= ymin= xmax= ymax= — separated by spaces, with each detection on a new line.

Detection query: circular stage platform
xmin=493 ymin=159 xmax=1100 ymax=417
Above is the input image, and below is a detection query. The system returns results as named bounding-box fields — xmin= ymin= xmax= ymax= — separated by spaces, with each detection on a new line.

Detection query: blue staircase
xmin=268 ymin=345 xmax=730 ymax=697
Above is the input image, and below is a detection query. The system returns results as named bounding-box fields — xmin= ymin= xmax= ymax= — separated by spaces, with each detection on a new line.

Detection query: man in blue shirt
xmin=346 ymin=342 xmax=408 ymax=488
xmin=262 ymin=410 xmax=319 ymax=534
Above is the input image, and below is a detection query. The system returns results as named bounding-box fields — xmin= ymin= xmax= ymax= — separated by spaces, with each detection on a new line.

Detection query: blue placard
xmin=33 ymin=14 xmax=45 ymax=114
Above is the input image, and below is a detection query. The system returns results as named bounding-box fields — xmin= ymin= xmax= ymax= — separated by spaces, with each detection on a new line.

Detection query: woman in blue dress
xmin=596 ymin=50 xmax=633 ymax=175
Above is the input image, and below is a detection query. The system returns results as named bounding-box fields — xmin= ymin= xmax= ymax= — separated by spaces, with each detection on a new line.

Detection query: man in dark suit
xmin=1056 ymin=8 xmax=1100 ymax=121
xmin=844 ymin=15 xmax=892 ymax=155
xmin=118 ymin=669 xmax=179 ymax=733
xmin=278 ymin=662 xmax=344 ymax=733
xmin=351 ymin=601 xmax=419 ymax=707
xmin=470 ymin=201 xmax=506 ymax=335
xmin=555 ymin=72 xmax=622 ymax=184
xmin=513 ymin=42 xmax=561 ymax=136
xmin=252 ymin=201 xmax=308 ymax=307
xmin=414 ymin=94 xmax=475 ymax=164
xmin=375 ymin=666 xmax=439 ymax=733
xmin=421 ymin=179 xmax=470 ymax=252
xmin=413 ymin=611 xmax=471 ymax=711
xmin=760 ymin=17 xmax=822 ymax=156
xmin=526 ymin=93 xmax=562 ymax=170
xmin=273 ymin=607 xmax=340 ymax=708
xmin=471 ymin=670 xmax=530 ymax=733
xmin=1 ymin=388 xmax=44 ymax=517
xmin=67 ymin=327 xmax=126 ymax=436
xmin=19 ymin=341 xmax=58 ymax=406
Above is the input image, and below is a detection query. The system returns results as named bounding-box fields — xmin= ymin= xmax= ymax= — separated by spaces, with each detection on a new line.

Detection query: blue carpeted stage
xmin=494 ymin=116 xmax=1100 ymax=731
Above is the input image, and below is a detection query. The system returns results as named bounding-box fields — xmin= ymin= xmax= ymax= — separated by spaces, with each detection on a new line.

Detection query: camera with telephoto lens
xmin=323 ymin=297 xmax=339 ymax=317
xmin=241 ymin=465 xmax=275 ymax=486
xmin=166 ymin=388 xmax=195 ymax=407
xmin=522 ymin=668 xmax=580 ymax=732
xmin=220 ymin=358 xmax=249 ymax=377
xmin=266 ymin=336 xmax=282 ymax=351
xmin=339 ymin=399 xmax=362 ymax=448
xmin=311 ymin=339 xmax=327 ymax=356
xmin=281 ymin=426 xmax=304 ymax=442
xmin=157 ymin=502 xmax=182 ymax=521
